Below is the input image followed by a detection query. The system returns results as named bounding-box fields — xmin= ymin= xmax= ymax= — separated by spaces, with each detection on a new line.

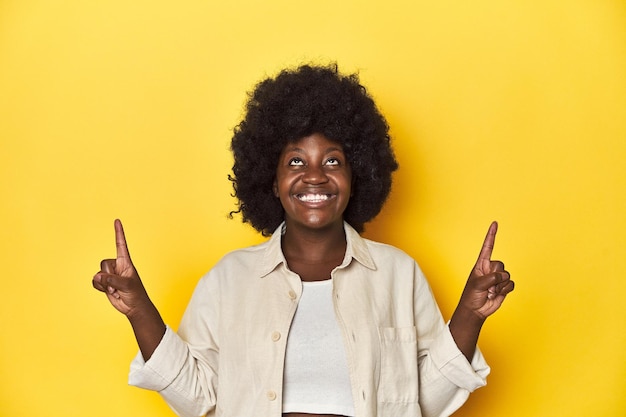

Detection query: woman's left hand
xmin=458 ymin=221 xmax=515 ymax=320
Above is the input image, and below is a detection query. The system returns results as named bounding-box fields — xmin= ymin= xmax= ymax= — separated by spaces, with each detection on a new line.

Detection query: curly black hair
xmin=229 ymin=63 xmax=398 ymax=236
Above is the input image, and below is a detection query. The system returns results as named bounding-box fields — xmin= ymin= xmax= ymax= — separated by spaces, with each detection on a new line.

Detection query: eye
xmin=288 ymin=157 xmax=305 ymax=166
xmin=325 ymin=157 xmax=340 ymax=166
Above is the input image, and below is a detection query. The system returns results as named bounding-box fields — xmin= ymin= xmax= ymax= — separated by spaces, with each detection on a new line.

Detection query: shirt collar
xmin=258 ymin=221 xmax=377 ymax=278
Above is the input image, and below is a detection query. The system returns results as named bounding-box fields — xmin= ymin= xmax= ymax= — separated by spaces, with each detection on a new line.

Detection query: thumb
xmin=99 ymin=273 xmax=123 ymax=291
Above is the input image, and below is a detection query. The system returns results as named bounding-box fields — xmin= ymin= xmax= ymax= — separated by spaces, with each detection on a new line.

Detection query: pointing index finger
xmin=114 ymin=219 xmax=131 ymax=261
xmin=477 ymin=221 xmax=498 ymax=262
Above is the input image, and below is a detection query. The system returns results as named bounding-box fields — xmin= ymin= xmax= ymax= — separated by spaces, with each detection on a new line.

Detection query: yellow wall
xmin=1 ymin=0 xmax=624 ymax=415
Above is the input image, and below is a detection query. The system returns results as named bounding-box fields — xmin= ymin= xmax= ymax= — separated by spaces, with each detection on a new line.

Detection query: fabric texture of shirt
xmin=128 ymin=222 xmax=490 ymax=417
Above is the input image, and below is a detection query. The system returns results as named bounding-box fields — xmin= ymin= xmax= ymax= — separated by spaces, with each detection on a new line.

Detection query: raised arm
xmin=92 ymin=219 xmax=166 ymax=360
xmin=449 ymin=222 xmax=515 ymax=360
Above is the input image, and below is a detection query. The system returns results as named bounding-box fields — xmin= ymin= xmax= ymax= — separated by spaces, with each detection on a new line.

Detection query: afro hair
xmin=229 ymin=63 xmax=398 ymax=235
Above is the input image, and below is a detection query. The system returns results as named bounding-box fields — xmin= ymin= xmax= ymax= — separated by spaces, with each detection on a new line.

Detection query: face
xmin=274 ymin=133 xmax=352 ymax=232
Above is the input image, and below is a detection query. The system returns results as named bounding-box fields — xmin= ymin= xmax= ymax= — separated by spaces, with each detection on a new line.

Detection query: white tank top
xmin=282 ymin=279 xmax=355 ymax=416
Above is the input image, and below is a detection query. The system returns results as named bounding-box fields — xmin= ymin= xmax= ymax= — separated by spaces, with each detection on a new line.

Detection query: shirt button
xmin=271 ymin=331 xmax=281 ymax=342
xmin=267 ymin=390 xmax=277 ymax=401
xmin=288 ymin=290 xmax=297 ymax=300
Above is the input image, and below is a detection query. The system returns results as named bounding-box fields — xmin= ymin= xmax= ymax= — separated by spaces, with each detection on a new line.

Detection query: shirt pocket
xmin=378 ymin=326 xmax=419 ymax=404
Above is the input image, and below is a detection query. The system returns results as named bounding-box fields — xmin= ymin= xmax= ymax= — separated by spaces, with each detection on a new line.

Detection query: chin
xmin=299 ymin=217 xmax=344 ymax=230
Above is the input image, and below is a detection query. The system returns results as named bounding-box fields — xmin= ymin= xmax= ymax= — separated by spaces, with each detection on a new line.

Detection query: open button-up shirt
xmin=129 ymin=222 xmax=490 ymax=417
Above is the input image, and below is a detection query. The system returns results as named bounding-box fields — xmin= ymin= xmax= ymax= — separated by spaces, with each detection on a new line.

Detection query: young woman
xmin=93 ymin=64 xmax=514 ymax=417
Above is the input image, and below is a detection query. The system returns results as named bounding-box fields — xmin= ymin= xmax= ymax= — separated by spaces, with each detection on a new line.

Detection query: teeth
xmin=297 ymin=194 xmax=330 ymax=202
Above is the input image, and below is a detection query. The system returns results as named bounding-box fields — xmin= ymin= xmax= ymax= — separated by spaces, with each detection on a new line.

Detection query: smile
xmin=295 ymin=193 xmax=333 ymax=203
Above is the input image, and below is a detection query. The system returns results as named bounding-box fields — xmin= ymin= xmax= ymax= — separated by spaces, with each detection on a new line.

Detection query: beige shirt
xmin=129 ymin=223 xmax=490 ymax=417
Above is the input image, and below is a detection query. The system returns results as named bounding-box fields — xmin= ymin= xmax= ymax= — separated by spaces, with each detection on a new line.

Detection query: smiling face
xmin=273 ymin=133 xmax=352 ymax=232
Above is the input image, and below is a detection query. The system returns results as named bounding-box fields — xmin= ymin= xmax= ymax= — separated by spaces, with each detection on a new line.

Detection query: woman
xmin=93 ymin=64 xmax=514 ymax=417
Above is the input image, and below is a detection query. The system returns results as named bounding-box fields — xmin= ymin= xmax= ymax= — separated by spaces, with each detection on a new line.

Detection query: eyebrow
xmin=284 ymin=146 xmax=344 ymax=154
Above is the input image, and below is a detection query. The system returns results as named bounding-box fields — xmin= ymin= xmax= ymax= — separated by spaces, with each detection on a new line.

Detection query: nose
xmin=302 ymin=165 xmax=329 ymax=184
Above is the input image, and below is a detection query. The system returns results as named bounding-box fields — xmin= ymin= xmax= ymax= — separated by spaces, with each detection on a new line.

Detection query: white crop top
xmin=282 ymin=279 xmax=355 ymax=416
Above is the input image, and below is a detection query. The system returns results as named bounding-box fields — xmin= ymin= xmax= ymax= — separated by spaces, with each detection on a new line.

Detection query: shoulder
xmin=206 ymin=239 xmax=272 ymax=278
xmin=188 ymin=240 xmax=273 ymax=300
xmin=345 ymin=222 xmax=418 ymax=270
xmin=358 ymin=236 xmax=428 ymax=282
xmin=221 ymin=240 xmax=270 ymax=262
xmin=364 ymin=238 xmax=414 ymax=260
xmin=355 ymin=234 xmax=418 ymax=267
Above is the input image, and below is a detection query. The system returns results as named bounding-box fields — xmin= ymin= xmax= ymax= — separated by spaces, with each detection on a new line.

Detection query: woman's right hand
xmin=92 ymin=219 xmax=152 ymax=318
xmin=93 ymin=219 xmax=166 ymax=360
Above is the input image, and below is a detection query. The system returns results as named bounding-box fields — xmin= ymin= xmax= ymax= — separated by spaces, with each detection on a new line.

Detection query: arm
xmin=449 ymin=222 xmax=515 ymax=361
xmin=92 ymin=219 xmax=166 ymax=360
xmin=93 ymin=220 xmax=218 ymax=417
xmin=412 ymin=261 xmax=490 ymax=417
xmin=414 ymin=222 xmax=514 ymax=416
xmin=128 ymin=270 xmax=220 ymax=417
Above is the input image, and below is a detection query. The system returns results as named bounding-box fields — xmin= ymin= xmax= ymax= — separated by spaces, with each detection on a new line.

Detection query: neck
xmin=281 ymin=221 xmax=347 ymax=281
xmin=282 ymin=221 xmax=346 ymax=261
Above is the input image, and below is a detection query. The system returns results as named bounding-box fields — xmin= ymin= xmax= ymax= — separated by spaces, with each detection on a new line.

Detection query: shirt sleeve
xmin=127 ymin=275 xmax=220 ymax=417
xmin=412 ymin=262 xmax=490 ymax=417
xmin=417 ymin=324 xmax=490 ymax=417
xmin=127 ymin=325 xmax=215 ymax=417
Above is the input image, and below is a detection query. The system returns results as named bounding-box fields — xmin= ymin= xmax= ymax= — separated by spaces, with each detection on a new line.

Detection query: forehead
xmin=281 ymin=133 xmax=344 ymax=154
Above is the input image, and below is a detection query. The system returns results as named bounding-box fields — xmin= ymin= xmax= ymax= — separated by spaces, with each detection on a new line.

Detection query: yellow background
xmin=1 ymin=0 xmax=625 ymax=416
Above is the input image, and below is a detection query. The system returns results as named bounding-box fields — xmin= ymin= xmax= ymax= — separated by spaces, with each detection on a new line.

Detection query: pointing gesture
xmin=93 ymin=219 xmax=166 ymax=360
xmin=460 ymin=221 xmax=515 ymax=320
xmin=449 ymin=222 xmax=515 ymax=360
xmin=92 ymin=220 xmax=151 ymax=317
